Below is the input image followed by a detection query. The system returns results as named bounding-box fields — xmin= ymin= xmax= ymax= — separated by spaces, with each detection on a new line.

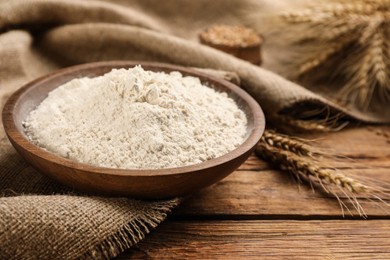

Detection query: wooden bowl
xmin=2 ymin=61 xmax=265 ymax=199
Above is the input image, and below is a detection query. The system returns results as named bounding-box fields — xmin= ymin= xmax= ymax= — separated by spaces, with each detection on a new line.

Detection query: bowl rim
xmin=2 ymin=61 xmax=265 ymax=177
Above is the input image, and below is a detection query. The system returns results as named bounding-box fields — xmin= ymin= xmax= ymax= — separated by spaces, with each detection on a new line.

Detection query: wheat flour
xmin=23 ymin=66 xmax=247 ymax=169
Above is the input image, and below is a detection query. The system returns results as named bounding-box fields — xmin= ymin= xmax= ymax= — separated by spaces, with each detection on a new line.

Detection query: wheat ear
xmin=341 ymin=18 xmax=389 ymax=110
xmin=279 ymin=0 xmax=390 ymax=111
xmin=261 ymin=130 xmax=313 ymax=157
xmin=256 ymin=130 xmax=389 ymax=217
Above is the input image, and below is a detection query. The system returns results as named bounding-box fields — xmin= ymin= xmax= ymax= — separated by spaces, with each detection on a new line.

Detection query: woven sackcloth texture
xmin=0 ymin=136 xmax=180 ymax=259
xmin=1 ymin=0 xmax=389 ymax=259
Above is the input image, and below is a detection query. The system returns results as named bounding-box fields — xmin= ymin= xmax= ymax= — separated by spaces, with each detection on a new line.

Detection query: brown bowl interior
xmin=2 ymin=61 xmax=265 ymax=199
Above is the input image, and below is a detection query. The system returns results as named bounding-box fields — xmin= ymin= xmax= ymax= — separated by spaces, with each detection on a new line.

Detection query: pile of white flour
xmin=23 ymin=66 xmax=248 ymax=169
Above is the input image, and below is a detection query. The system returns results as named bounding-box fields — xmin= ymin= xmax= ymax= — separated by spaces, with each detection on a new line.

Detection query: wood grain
xmin=176 ymin=126 xmax=390 ymax=217
xmin=119 ymin=220 xmax=390 ymax=259
xmin=176 ymin=169 xmax=390 ymax=218
xmin=116 ymin=126 xmax=390 ymax=259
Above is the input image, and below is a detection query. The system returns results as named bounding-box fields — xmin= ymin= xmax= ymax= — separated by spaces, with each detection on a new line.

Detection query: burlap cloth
xmin=1 ymin=0 xmax=389 ymax=259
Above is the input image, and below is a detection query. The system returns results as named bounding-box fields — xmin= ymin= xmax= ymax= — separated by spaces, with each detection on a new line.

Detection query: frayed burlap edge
xmin=81 ymin=198 xmax=181 ymax=260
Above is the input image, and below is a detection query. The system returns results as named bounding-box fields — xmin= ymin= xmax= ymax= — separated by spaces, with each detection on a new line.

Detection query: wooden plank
xmin=118 ymin=220 xmax=390 ymax=259
xmin=176 ymin=126 xmax=390 ymax=217
xmin=307 ymin=126 xmax=390 ymax=169
xmin=176 ymin=169 xmax=390 ymax=218
xmin=115 ymin=127 xmax=390 ymax=258
xmin=242 ymin=126 xmax=390 ymax=171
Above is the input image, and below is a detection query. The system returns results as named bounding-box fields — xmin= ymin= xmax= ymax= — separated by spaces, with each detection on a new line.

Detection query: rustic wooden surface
xmin=118 ymin=126 xmax=390 ymax=259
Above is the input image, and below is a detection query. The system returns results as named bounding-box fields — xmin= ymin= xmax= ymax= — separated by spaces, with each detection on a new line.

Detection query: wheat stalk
xmin=282 ymin=1 xmax=383 ymax=22
xmin=261 ymin=130 xmax=313 ymax=156
xmin=341 ymin=20 xmax=390 ymax=109
xmin=257 ymin=130 xmax=390 ymax=217
xmin=296 ymin=43 xmax=345 ymax=78
xmin=257 ymin=143 xmax=368 ymax=193
xmin=279 ymin=0 xmax=390 ymax=111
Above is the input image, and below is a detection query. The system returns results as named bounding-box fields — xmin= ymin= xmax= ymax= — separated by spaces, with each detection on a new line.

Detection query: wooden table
xmin=119 ymin=126 xmax=390 ymax=259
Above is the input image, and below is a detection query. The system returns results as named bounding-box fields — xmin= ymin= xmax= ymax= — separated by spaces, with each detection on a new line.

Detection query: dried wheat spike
xmin=256 ymin=142 xmax=369 ymax=194
xmin=255 ymin=141 xmax=377 ymax=216
xmin=281 ymin=0 xmax=390 ymax=111
xmin=256 ymin=130 xmax=390 ymax=216
xmin=261 ymin=130 xmax=313 ymax=156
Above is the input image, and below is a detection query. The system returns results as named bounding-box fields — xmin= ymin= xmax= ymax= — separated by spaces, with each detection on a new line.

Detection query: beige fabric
xmin=1 ymin=0 xmax=388 ymax=122
xmin=0 ymin=0 xmax=389 ymax=259
xmin=0 ymin=136 xmax=179 ymax=259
